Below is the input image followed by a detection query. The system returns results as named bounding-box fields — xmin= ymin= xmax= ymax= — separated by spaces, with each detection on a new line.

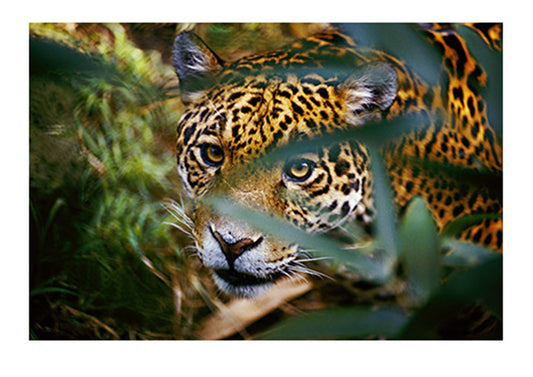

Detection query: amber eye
xmin=284 ymin=159 xmax=315 ymax=182
xmin=200 ymin=144 xmax=224 ymax=167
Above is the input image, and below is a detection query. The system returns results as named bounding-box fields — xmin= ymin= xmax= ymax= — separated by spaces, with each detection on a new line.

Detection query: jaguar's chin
xmin=212 ymin=268 xmax=286 ymax=298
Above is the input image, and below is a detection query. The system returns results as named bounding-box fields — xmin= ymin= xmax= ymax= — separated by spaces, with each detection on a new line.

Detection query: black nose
xmin=211 ymin=228 xmax=263 ymax=268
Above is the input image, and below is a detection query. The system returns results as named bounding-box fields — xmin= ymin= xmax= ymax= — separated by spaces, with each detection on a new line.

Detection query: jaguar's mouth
xmin=213 ymin=268 xmax=286 ymax=287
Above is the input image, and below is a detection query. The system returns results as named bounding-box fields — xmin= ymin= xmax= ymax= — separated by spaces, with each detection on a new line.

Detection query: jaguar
xmin=170 ymin=24 xmax=502 ymax=298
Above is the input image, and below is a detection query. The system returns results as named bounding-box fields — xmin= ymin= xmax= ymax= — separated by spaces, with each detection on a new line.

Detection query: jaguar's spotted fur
xmin=171 ymin=25 xmax=502 ymax=298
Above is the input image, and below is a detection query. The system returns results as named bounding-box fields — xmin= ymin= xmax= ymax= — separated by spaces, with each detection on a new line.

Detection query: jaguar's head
xmin=171 ymin=30 xmax=398 ymax=297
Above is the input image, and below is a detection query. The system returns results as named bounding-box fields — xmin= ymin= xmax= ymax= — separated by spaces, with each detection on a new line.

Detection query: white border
xmin=4 ymin=1 xmax=533 ymax=376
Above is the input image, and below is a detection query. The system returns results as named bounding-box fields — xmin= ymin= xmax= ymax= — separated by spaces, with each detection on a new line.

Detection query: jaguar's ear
xmin=172 ymin=31 xmax=224 ymax=104
xmin=339 ymin=62 xmax=398 ymax=125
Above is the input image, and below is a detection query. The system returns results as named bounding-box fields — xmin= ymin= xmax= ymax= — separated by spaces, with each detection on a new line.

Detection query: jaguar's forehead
xmin=177 ymin=72 xmax=346 ymax=163
xmin=175 ymin=28 xmax=400 ymax=170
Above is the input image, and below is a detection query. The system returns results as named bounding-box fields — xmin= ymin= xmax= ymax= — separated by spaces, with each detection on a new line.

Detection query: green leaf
xmin=43 ymin=198 xmax=65 ymax=237
xmin=258 ymin=306 xmax=409 ymax=340
xmin=440 ymin=213 xmax=502 ymax=238
xmin=262 ymin=113 xmax=427 ymax=166
xmin=399 ymin=255 xmax=502 ymax=339
xmin=441 ymin=239 xmax=499 ymax=268
xmin=399 ymin=197 xmax=440 ymax=304
xmin=343 ymin=24 xmax=443 ymax=86
xmin=30 ymin=286 xmax=79 ymax=297
xmin=367 ymin=144 xmax=398 ymax=259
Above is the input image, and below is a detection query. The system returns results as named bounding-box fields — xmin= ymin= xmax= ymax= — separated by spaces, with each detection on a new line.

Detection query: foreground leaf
xmin=441 ymin=239 xmax=499 ymax=268
xmin=399 ymin=197 xmax=440 ymax=304
xmin=399 ymin=255 xmax=502 ymax=339
xmin=258 ymin=306 xmax=409 ymax=340
xmin=440 ymin=213 xmax=502 ymax=238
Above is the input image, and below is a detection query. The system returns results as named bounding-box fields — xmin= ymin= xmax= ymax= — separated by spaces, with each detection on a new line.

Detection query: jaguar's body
xmin=171 ymin=25 xmax=502 ymax=298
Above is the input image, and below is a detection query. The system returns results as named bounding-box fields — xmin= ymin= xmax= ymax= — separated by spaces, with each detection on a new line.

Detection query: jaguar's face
xmin=172 ymin=31 xmax=397 ymax=297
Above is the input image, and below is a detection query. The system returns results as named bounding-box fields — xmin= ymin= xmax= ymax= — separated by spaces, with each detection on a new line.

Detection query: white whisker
xmin=290 ymin=264 xmax=333 ymax=281
xmin=287 ymin=270 xmax=306 ymax=283
xmin=163 ymin=221 xmax=190 ymax=234
xmin=182 ymin=245 xmax=198 ymax=253
xmin=280 ymin=269 xmax=293 ymax=280
xmin=295 ymin=256 xmax=331 ymax=263
xmin=162 ymin=198 xmax=195 ymax=239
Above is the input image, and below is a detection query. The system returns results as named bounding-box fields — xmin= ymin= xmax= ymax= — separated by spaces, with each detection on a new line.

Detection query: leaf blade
xmin=259 ymin=306 xmax=409 ymax=340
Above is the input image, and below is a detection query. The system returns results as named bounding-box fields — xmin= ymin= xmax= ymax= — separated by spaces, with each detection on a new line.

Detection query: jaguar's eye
xmin=284 ymin=159 xmax=315 ymax=182
xmin=200 ymin=144 xmax=224 ymax=166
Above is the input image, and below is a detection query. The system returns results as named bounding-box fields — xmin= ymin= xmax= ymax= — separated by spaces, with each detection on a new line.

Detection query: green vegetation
xmin=30 ymin=23 xmax=197 ymax=339
xmin=253 ymin=197 xmax=502 ymax=339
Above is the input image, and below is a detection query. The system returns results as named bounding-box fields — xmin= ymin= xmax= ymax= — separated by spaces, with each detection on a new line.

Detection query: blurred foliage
xmin=342 ymin=24 xmax=443 ymax=86
xmin=29 ymin=23 xmax=502 ymax=340
xmin=30 ymin=23 xmax=195 ymax=339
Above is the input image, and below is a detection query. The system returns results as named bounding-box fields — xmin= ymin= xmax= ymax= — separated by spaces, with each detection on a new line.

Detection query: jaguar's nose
xmin=210 ymin=228 xmax=263 ymax=268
